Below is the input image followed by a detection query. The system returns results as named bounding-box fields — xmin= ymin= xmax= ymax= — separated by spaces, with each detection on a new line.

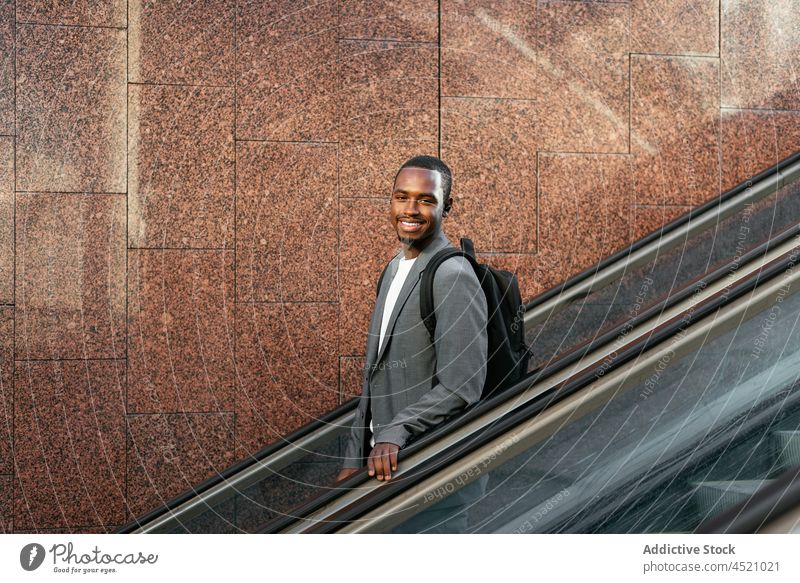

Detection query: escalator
xmin=321 ymin=238 xmax=800 ymax=533
xmin=118 ymin=151 xmax=800 ymax=534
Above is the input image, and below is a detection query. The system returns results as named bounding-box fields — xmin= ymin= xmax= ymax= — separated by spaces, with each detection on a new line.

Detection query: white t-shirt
xmin=370 ymin=255 xmax=417 ymax=447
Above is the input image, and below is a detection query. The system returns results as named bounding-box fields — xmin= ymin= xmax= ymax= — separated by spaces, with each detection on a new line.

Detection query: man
xmin=335 ymin=155 xmax=489 ymax=531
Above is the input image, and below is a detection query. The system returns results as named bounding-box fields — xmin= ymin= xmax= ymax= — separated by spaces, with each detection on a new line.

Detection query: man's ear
xmin=442 ymin=197 xmax=453 ymax=217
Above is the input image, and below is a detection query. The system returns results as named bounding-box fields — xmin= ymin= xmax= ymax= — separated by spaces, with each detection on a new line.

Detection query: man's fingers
xmin=381 ymin=449 xmax=392 ymax=480
xmin=373 ymin=449 xmax=385 ymax=480
xmin=367 ymin=444 xmax=400 ymax=481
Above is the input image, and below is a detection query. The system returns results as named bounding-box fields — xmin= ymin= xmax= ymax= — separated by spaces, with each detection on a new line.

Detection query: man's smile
xmin=398 ymin=219 xmax=425 ymax=232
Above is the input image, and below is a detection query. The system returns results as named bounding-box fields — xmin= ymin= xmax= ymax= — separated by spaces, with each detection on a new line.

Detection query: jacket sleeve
xmin=374 ymin=257 xmax=488 ymax=448
xmin=341 ymin=394 xmax=367 ymax=469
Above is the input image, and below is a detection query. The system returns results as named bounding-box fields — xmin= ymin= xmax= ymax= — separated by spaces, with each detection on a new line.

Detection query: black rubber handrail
xmin=297 ymin=243 xmax=800 ymax=533
xmin=696 ymin=464 xmax=800 ymax=534
xmin=119 ymin=150 xmax=800 ymax=534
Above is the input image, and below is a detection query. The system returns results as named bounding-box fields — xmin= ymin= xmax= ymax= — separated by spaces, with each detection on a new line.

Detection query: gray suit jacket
xmin=342 ymin=229 xmax=489 ymax=469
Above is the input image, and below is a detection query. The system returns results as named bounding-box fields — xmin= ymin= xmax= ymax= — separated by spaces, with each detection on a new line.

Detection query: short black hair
xmin=394 ymin=155 xmax=452 ymax=201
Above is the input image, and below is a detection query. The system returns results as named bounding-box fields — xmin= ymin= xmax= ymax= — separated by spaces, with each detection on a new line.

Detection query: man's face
xmin=390 ymin=167 xmax=449 ymax=248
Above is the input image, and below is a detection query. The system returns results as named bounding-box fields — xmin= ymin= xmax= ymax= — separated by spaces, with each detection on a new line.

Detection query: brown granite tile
xmin=536 ymin=0 xmax=629 ymax=152
xmin=17 ymin=0 xmax=126 ymax=27
xmin=338 ymin=197 xmax=410 ymax=356
xmin=16 ymin=193 xmax=126 ymax=360
xmin=631 ymin=0 xmax=718 ymax=55
xmin=479 ymin=252 xmax=562 ymax=303
xmin=339 ymin=139 xmax=439 ymax=198
xmin=631 ymin=55 xmax=720 ymax=206
xmin=441 ymin=0 xmax=538 ymax=98
xmin=15 ymin=525 xmax=117 ymax=534
xmin=0 ymin=474 xmax=10 ymax=533
xmin=339 ymin=39 xmax=438 ymax=141
xmin=0 ymin=2 xmax=13 ymax=135
xmin=631 ymin=205 xmax=692 ymax=242
xmin=129 ymin=0 xmax=234 ymax=85
xmin=127 ymin=250 xmax=235 ymax=414
xmin=539 ymin=153 xmax=633 ymax=277
xmin=126 ymin=412 xmax=234 ymax=519
xmin=339 ymin=0 xmax=438 ymax=41
xmin=236 ymin=141 xmax=337 ymax=303
xmin=129 ymin=84 xmax=235 ymax=249
xmin=235 ymin=302 xmax=338 ymax=457
xmin=340 ymin=355 xmax=366 ymax=402
xmin=440 ymin=97 xmax=537 ymax=253
xmin=14 ymin=359 xmax=126 ymax=530
xmin=721 ymin=0 xmax=800 ymax=110
xmin=237 ymin=0 xmax=338 ymax=141
xmin=0 ymin=307 xmax=12 ymax=475
xmin=721 ymin=109 xmax=800 ymax=192
xmin=0 ymin=138 xmax=12 ymax=303
xmin=16 ymin=24 xmax=126 ymax=194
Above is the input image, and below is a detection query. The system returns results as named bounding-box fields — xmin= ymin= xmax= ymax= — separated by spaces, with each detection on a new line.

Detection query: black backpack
xmin=376 ymin=237 xmax=531 ymax=400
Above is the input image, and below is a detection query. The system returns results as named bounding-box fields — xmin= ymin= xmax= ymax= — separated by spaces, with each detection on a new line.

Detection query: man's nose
xmin=403 ymin=199 xmax=420 ymax=213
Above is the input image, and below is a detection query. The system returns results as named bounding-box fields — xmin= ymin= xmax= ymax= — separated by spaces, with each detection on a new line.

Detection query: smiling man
xmin=335 ymin=155 xmax=489 ymax=531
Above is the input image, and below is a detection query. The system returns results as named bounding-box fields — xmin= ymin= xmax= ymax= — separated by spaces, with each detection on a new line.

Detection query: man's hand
xmin=367 ymin=442 xmax=400 ymax=481
xmin=334 ymin=467 xmax=359 ymax=483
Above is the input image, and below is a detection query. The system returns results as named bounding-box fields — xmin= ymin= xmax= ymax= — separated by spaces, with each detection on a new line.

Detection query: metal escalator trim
xmin=697 ymin=464 xmax=800 ymax=534
xmin=757 ymin=480 xmax=800 ymax=533
xmin=311 ymin=244 xmax=800 ymax=533
xmin=272 ymin=236 xmax=800 ymax=533
xmin=759 ymin=505 xmax=800 ymax=533
xmin=523 ymin=152 xmax=800 ymax=330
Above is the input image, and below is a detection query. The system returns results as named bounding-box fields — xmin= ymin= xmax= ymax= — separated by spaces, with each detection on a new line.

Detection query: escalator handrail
xmin=696 ymin=464 xmax=800 ymax=534
xmin=119 ymin=150 xmax=800 ymax=534
xmin=526 ymin=150 xmax=800 ymax=308
xmin=259 ymin=221 xmax=800 ymax=533
xmin=297 ymin=242 xmax=800 ymax=533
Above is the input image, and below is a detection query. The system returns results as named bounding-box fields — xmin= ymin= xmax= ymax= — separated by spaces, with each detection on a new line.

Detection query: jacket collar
xmin=367 ymin=230 xmax=454 ymax=375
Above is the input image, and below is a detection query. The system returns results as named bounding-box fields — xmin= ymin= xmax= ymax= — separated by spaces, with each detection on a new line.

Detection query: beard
xmin=397 ymin=234 xmax=418 ymax=246
xmin=397 ymin=231 xmax=436 ymax=248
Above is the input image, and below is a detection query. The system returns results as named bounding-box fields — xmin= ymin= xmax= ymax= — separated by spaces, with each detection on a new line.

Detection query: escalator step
xmin=773 ymin=430 xmax=800 ymax=469
xmin=690 ymin=479 xmax=775 ymax=516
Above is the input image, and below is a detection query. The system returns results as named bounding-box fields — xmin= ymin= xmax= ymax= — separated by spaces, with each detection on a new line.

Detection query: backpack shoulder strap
xmin=460 ymin=237 xmax=476 ymax=259
xmin=420 ymin=241 xmax=479 ymax=343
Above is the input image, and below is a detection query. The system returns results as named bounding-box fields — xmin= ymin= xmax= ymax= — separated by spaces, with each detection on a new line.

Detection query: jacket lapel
xmin=368 ymin=230 xmax=454 ymax=381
